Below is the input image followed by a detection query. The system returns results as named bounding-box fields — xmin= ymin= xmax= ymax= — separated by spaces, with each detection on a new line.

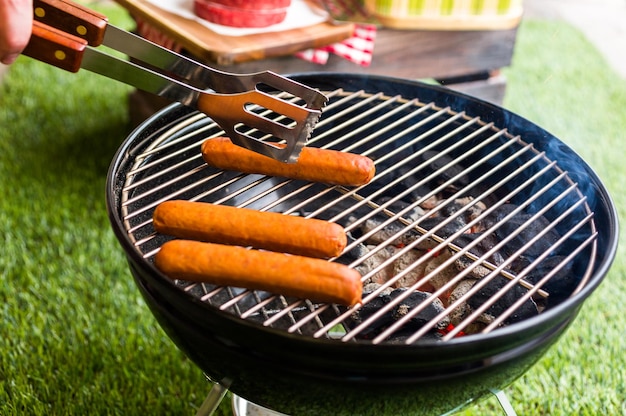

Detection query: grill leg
xmin=490 ymin=389 xmax=517 ymax=416
xmin=195 ymin=380 xmax=230 ymax=416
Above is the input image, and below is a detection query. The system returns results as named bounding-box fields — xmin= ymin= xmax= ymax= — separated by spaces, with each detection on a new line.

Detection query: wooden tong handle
xmin=32 ymin=0 xmax=108 ymax=46
xmin=23 ymin=21 xmax=87 ymax=72
xmin=23 ymin=0 xmax=108 ymax=72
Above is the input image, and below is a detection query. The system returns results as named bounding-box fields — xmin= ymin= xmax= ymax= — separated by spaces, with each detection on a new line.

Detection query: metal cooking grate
xmin=120 ymin=88 xmax=598 ymax=345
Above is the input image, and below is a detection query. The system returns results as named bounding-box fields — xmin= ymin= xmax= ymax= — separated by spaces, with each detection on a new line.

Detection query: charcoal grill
xmin=106 ymin=73 xmax=618 ymax=416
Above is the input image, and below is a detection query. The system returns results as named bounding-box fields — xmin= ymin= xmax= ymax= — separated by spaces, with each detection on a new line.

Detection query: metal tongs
xmin=23 ymin=0 xmax=328 ymax=162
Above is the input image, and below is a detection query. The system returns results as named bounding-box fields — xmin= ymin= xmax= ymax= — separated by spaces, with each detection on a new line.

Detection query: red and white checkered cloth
xmin=295 ymin=24 xmax=377 ymax=67
xmin=135 ymin=17 xmax=377 ymax=68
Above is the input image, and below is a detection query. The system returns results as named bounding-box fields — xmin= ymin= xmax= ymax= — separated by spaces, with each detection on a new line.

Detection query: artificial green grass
xmin=459 ymin=20 xmax=626 ymax=416
xmin=1 ymin=5 xmax=625 ymax=416
xmin=497 ymin=20 xmax=626 ymax=415
xmin=0 ymin=3 xmax=223 ymax=415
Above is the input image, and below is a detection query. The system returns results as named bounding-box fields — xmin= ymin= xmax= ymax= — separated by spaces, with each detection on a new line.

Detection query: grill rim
xmin=106 ymin=73 xmax=618 ymax=352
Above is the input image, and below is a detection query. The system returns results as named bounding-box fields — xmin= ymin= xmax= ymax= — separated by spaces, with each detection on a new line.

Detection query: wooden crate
xmin=123 ymin=0 xmax=522 ymax=125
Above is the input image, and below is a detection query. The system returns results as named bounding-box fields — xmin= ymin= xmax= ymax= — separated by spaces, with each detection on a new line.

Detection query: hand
xmin=0 ymin=0 xmax=33 ymax=65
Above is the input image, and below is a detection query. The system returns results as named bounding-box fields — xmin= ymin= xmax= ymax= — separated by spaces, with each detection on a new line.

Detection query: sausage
xmin=201 ymin=137 xmax=376 ymax=186
xmin=154 ymin=240 xmax=363 ymax=306
xmin=153 ymin=200 xmax=347 ymax=258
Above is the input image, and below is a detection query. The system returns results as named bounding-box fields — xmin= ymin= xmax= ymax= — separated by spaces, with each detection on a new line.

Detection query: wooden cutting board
xmin=115 ymin=0 xmax=355 ymax=65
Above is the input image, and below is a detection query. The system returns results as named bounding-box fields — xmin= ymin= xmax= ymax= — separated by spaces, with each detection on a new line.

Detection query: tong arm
xmin=24 ymin=0 xmax=327 ymax=162
xmin=30 ymin=0 xmax=249 ymax=91
xmin=29 ymin=0 xmax=327 ymax=112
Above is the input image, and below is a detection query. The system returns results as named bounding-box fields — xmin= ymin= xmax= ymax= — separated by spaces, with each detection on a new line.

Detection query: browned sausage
xmin=201 ymin=137 xmax=375 ymax=186
xmin=153 ymin=200 xmax=347 ymax=258
xmin=154 ymin=240 xmax=363 ymax=306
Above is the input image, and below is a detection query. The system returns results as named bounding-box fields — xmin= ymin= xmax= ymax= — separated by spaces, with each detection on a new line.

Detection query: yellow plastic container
xmin=364 ymin=0 xmax=523 ymax=30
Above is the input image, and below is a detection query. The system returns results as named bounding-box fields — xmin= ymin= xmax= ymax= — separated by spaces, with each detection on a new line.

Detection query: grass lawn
xmin=1 ymin=3 xmax=624 ymax=415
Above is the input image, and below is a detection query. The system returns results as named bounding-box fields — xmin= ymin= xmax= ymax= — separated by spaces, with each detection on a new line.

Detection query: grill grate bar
xmin=485 ymin=231 xmax=597 ymax=334
xmin=125 ymin=91 xmax=318 ymax=199
xmin=305 ymin=91 xmax=390 ymax=145
xmin=124 ymin=164 xmax=209 ymax=222
xmin=300 ymin=112 xmax=480 ymax=225
xmin=315 ymin=154 xmax=562 ymax=341
xmin=125 ymin=170 xmax=246 ymax=247
xmin=198 ymin=283 xmax=226 ymax=302
xmin=119 ymin=87 xmax=598 ymax=344
xmin=361 ymin=108 xmax=464 ymax=162
xmin=214 ymin=116 xmax=502 ymax=334
xmin=240 ymin=294 xmax=292 ymax=320
xmin=341 ymin=141 xmax=539 ymax=273
xmin=299 ymin=144 xmax=553 ymax=338
xmin=261 ymin=299 xmax=308 ymax=329
xmin=367 ymin=170 xmax=578 ymax=344
xmin=444 ymin=209 xmax=595 ymax=340
xmin=313 ymin=99 xmax=435 ymax=153
xmin=129 ymin=112 xmax=209 ymax=171
xmin=124 ymin=151 xmax=205 ymax=195
xmin=218 ymin=287 xmax=256 ymax=311
xmin=403 ymin=185 xmax=589 ymax=343
xmin=336 ymin=125 xmax=509 ymax=254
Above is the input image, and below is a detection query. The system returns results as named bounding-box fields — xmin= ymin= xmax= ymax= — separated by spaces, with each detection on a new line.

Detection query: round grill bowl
xmin=106 ymin=74 xmax=618 ymax=415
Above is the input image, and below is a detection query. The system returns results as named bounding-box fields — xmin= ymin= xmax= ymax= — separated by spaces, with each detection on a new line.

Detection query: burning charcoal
xmin=503 ymin=254 xmax=532 ymax=274
xmin=312 ymin=200 xmax=371 ymax=226
xmin=463 ymin=198 xmax=487 ymax=223
xmin=337 ymin=231 xmax=369 ymax=263
xmin=440 ymin=199 xmax=465 ymax=217
xmin=525 ymin=256 xmax=576 ymax=305
xmin=347 ymin=288 xmax=449 ymax=341
xmin=391 ymin=291 xmax=448 ymax=331
xmin=479 ymin=203 xmax=520 ymax=231
xmin=419 ymin=216 xmax=467 ymax=238
xmin=465 ymin=275 xmax=539 ymax=325
xmin=452 ymin=233 xmax=506 ymax=279
xmin=362 ymin=282 xmax=394 ymax=296
xmin=488 ymin=203 xmax=520 ymax=222
xmin=447 ymin=279 xmax=495 ymax=333
xmin=413 ymin=237 xmax=440 ymax=251
xmin=347 ymin=295 xmax=394 ymax=340
xmin=453 ymin=232 xmax=501 ymax=260
xmin=422 ymin=150 xmax=469 ymax=187
xmin=419 ymin=194 xmax=440 ymax=210
xmin=495 ymin=213 xmax=561 ymax=259
xmin=457 ymin=260 xmax=491 ymax=280
xmin=437 ymin=197 xmax=487 ymax=232
xmin=359 ymin=245 xmax=433 ymax=289
xmin=354 ymin=231 xmax=432 ymax=290
xmin=482 ymin=204 xmax=562 ymax=260
xmin=443 ymin=275 xmax=539 ymax=334
xmin=440 ymin=197 xmax=480 ymax=218
xmin=383 ymin=166 xmax=432 ymax=200
xmin=378 ymin=197 xmax=427 ymax=222
xmin=357 ymin=214 xmax=437 ymax=250
xmin=358 ymin=218 xmax=422 ymax=247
